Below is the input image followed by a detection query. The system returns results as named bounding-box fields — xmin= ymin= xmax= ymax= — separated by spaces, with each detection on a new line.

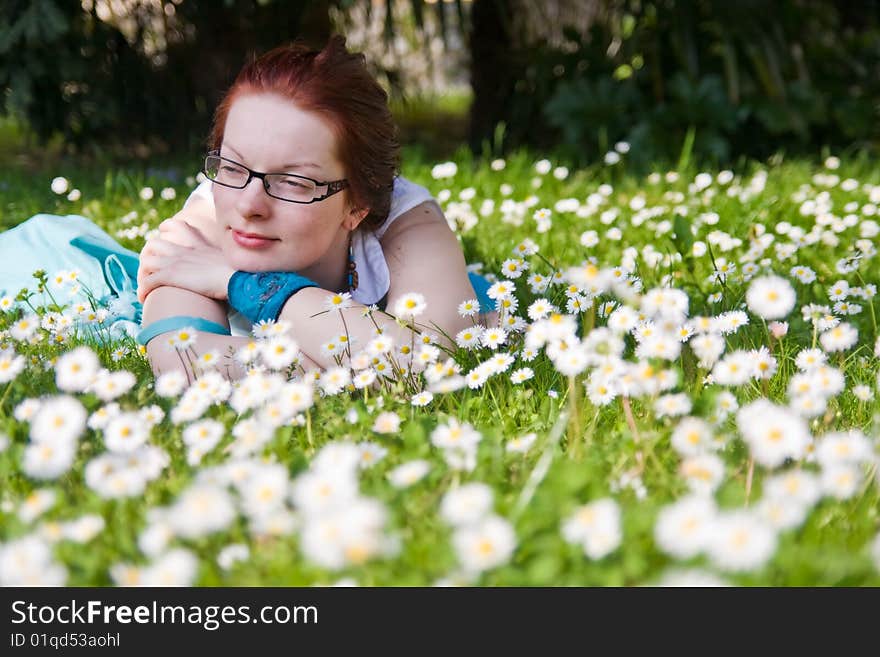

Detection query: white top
xmin=185 ymin=176 xmax=436 ymax=336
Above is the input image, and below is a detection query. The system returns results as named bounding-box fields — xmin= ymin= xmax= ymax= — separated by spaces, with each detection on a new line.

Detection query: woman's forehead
xmin=223 ymin=92 xmax=340 ymax=170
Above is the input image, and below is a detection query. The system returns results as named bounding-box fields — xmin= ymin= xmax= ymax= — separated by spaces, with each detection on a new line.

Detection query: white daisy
xmin=387 ymin=460 xmax=431 ymax=488
xmin=452 ymin=515 xmax=517 ymax=574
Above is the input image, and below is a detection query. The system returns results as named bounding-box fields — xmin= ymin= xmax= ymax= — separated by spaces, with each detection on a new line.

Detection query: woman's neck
xmin=299 ymin=229 xmax=350 ymax=294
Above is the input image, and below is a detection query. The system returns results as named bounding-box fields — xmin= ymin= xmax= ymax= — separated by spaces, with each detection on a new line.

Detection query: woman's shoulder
xmin=381 ymin=176 xmax=437 ymax=236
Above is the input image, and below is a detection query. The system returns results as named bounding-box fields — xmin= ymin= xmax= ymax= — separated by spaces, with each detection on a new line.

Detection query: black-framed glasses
xmin=203 ymin=151 xmax=348 ymax=204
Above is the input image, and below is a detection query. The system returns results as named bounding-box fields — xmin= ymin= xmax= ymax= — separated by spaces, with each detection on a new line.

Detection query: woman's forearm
xmin=141 ymin=285 xmax=322 ymax=380
xmin=278 ymin=287 xmax=448 ymax=371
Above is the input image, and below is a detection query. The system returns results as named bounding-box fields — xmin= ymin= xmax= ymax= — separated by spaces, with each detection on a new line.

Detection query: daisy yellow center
xmin=345 ymin=544 xmax=369 ymax=563
xmin=578 ymin=508 xmax=596 ymax=525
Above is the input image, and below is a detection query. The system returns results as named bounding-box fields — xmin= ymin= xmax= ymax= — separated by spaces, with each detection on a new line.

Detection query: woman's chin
xmin=222 ymin=244 xmax=274 ymax=272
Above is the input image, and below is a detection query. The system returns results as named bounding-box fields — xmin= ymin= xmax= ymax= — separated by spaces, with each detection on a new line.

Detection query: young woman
xmin=135 ymin=37 xmax=494 ymax=379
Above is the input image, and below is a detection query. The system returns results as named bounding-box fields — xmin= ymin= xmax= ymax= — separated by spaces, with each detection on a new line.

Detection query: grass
xmin=0 ymin=139 xmax=879 ymax=586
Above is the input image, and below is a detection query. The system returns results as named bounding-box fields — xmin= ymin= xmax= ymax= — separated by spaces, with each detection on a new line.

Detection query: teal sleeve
xmin=467 ymin=272 xmax=497 ymax=313
xmin=136 ymin=315 xmax=231 ymax=346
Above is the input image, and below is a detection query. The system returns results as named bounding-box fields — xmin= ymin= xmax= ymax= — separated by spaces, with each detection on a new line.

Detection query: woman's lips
xmin=231 ymin=229 xmax=278 ymax=249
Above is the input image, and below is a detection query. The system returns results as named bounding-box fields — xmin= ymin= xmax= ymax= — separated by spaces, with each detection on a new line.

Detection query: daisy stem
xmin=567 ymin=375 xmax=582 ymax=458
xmin=184 ymin=347 xmax=198 ymax=380
xmin=854 ymin=460 xmax=878 ymax=505
xmin=0 ymin=381 xmax=12 ymax=412
xmin=485 ymin=380 xmax=503 ymax=419
xmin=620 ymin=396 xmax=644 ymax=472
xmin=512 ymin=408 xmax=568 ymax=520
xmin=534 ymin=252 xmax=558 ymax=276
xmin=744 ymin=456 xmax=755 ymax=506
xmin=305 ymin=409 xmax=314 ymax=450
xmin=854 ymin=271 xmax=877 ymax=343
xmin=175 ymin=350 xmax=192 ymax=386
xmin=338 ymin=309 xmax=353 ymax=362
xmin=583 ymin=407 xmax=600 ymax=449
xmin=366 ymin=308 xmax=382 ymax=335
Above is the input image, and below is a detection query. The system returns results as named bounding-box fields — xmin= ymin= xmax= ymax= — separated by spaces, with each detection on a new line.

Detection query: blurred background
xmin=2 ymin=0 xmax=880 ymax=171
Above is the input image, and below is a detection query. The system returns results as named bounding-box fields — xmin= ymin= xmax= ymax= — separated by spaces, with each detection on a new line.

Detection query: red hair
xmin=210 ymin=36 xmax=400 ymax=231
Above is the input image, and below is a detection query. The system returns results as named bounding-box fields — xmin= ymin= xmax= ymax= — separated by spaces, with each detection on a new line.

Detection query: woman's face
xmin=213 ymin=92 xmax=360 ymax=284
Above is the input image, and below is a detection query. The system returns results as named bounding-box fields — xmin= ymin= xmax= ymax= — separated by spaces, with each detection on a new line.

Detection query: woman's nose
xmin=235 ymin=177 xmax=270 ymax=219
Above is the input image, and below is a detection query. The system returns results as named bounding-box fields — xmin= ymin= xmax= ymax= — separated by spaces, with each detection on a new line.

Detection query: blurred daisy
xmin=654 ymin=495 xmax=716 ymax=559
xmin=260 ymin=337 xmax=299 ymax=370
xmin=54 ymin=346 xmax=99 ymax=392
xmin=737 ymin=399 xmax=811 ymax=468
xmin=680 ymin=453 xmax=726 ymax=495
xmin=104 ymin=412 xmax=150 ymax=453
xmin=820 ymin=463 xmax=862 ymax=500
xmin=455 ymin=327 xmax=482 ymax=349
xmin=0 ymin=347 xmax=26 ymax=383
xmin=372 ymin=411 xmax=401 ymax=434
xmin=169 ymin=327 xmax=197 ymax=350
xmin=155 ymin=370 xmax=187 ymax=398
xmin=506 ymin=432 xmax=537 ymax=453
xmin=217 ymin=544 xmax=250 ymax=571
xmin=166 ymin=484 xmax=236 ymax=539
xmin=670 ymin=417 xmax=714 ymax=457
xmin=411 ymin=391 xmax=433 ymax=407
xmin=510 ymin=367 xmax=534 ymax=384
xmin=561 ymin=498 xmax=622 ymax=560
xmin=387 ymin=460 xmax=431 ymax=488
xmin=29 ymin=395 xmax=87 ymax=444
xmin=819 ymin=322 xmax=858 ymax=352
xmin=452 ymin=515 xmax=517 ymax=574
xmin=441 ymin=483 xmax=494 ymax=527
xmin=392 ymin=292 xmax=427 ymax=319
xmin=356 ymin=442 xmax=387 ymax=469
xmin=18 ymin=489 xmax=57 ymax=524
xmin=22 ymin=440 xmax=77 ymax=480
xmin=325 ymin=292 xmax=353 ymax=311
xmin=706 ymin=511 xmax=777 ymax=572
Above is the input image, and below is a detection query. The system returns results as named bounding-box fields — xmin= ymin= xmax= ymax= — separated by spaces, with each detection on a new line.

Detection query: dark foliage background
xmin=2 ymin=0 xmax=879 ymax=166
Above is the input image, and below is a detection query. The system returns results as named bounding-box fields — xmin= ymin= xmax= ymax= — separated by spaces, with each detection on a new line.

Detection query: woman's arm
xmin=139 ymin=198 xmax=475 ymax=377
xmin=156 ymin=196 xmax=225 ymax=248
xmin=140 ymin=287 xmax=322 ymax=380
xmin=140 ymin=286 xmax=241 ymax=379
xmin=276 ymin=201 xmax=477 ymax=369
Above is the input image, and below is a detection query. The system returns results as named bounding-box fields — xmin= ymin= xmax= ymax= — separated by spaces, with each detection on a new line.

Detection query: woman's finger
xmin=145 ymin=237 xmax=187 ymax=255
xmin=159 ymin=219 xmax=205 ymax=248
xmin=137 ymin=272 xmax=159 ymax=303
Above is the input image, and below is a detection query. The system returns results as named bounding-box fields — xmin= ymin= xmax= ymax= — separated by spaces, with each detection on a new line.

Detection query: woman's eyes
xmin=279 ymin=178 xmax=310 ymax=189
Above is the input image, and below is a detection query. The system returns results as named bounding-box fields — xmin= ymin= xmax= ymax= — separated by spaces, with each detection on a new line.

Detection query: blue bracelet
xmin=227 ymin=271 xmax=318 ymax=324
xmin=136 ymin=315 xmax=231 ymax=346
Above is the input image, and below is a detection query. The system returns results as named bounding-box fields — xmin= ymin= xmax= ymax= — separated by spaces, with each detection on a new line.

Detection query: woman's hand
xmin=137 ymin=221 xmax=235 ymax=303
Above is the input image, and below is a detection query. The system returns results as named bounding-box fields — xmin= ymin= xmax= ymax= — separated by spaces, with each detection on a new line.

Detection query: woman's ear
xmin=344 ymin=205 xmax=370 ymax=231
